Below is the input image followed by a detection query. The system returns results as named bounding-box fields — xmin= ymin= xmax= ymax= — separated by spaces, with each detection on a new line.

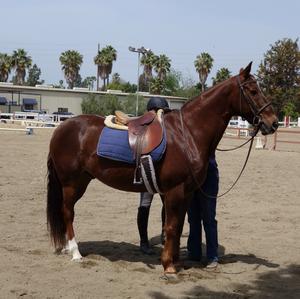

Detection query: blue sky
xmin=1 ymin=0 xmax=299 ymax=86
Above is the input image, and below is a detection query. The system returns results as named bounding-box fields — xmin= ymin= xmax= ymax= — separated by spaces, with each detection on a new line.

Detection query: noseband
xmin=237 ymin=76 xmax=272 ymax=126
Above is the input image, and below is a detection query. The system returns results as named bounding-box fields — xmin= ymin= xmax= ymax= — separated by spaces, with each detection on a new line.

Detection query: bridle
xmin=237 ymin=75 xmax=272 ymax=127
xmin=179 ymin=75 xmax=272 ymax=198
xmin=217 ymin=75 xmax=271 ymax=152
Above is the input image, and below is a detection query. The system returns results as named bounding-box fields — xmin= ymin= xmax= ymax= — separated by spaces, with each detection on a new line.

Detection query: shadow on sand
xmin=79 ymin=237 xmax=279 ymax=271
xmin=78 ymin=239 xmax=162 ymax=265
xmin=148 ymin=264 xmax=300 ymax=299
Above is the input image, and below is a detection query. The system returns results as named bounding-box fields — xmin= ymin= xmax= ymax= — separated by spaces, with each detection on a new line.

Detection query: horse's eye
xmin=250 ymin=90 xmax=257 ymax=96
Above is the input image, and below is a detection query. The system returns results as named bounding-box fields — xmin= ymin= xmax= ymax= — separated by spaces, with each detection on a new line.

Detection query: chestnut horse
xmin=47 ymin=63 xmax=278 ymax=274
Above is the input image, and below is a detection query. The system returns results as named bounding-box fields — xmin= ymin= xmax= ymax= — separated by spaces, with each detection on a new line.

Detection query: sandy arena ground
xmin=0 ymin=125 xmax=299 ymax=299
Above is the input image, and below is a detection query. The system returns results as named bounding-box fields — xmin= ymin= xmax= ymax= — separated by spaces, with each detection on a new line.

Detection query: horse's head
xmin=234 ymin=62 xmax=278 ymax=135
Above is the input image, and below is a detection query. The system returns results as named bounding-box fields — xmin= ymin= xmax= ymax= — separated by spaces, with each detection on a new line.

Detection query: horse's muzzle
xmin=260 ymin=120 xmax=279 ymax=135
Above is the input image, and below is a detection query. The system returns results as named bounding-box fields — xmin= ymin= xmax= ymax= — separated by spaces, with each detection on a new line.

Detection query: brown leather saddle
xmin=114 ymin=110 xmax=164 ymax=183
xmin=115 ymin=110 xmax=163 ymax=155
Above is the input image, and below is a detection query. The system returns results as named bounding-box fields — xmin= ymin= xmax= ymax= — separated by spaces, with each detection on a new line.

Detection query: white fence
xmin=229 ymin=116 xmax=300 ymax=129
xmin=0 ymin=111 xmax=74 ymax=126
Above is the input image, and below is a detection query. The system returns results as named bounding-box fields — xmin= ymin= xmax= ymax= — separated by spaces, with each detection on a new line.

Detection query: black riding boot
xmin=137 ymin=206 xmax=153 ymax=254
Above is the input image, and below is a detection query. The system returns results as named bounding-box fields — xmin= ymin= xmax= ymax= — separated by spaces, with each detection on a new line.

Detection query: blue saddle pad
xmin=97 ymin=127 xmax=166 ymax=164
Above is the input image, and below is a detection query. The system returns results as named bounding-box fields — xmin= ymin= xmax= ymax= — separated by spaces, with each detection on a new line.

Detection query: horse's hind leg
xmin=61 ymin=176 xmax=91 ymax=261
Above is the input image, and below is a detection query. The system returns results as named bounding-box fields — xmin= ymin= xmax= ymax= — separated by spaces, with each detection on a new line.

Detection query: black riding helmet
xmin=146 ymin=97 xmax=170 ymax=112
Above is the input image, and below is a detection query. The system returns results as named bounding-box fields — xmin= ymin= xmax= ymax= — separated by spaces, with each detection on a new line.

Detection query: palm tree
xmin=11 ymin=49 xmax=32 ymax=85
xmin=81 ymin=76 xmax=97 ymax=90
xmin=112 ymin=72 xmax=121 ymax=84
xmin=212 ymin=68 xmax=231 ymax=85
xmin=94 ymin=45 xmax=117 ymax=90
xmin=194 ymin=52 xmax=214 ymax=92
xmin=150 ymin=77 xmax=165 ymax=95
xmin=139 ymin=50 xmax=157 ymax=91
xmin=154 ymin=54 xmax=171 ymax=81
xmin=0 ymin=53 xmax=12 ymax=82
xmin=59 ymin=50 xmax=83 ymax=89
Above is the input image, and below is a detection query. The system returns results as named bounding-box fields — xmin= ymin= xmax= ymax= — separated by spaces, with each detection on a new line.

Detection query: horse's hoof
xmin=71 ymin=256 xmax=83 ymax=262
xmin=61 ymin=248 xmax=69 ymax=254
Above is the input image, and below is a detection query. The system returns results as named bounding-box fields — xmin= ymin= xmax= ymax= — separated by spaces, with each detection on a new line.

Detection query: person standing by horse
xmin=187 ymin=153 xmax=219 ymax=268
xmin=137 ymin=96 xmax=169 ymax=254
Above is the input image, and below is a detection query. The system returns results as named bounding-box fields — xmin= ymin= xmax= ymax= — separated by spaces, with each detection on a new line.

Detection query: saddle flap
xmin=128 ymin=115 xmax=163 ymax=155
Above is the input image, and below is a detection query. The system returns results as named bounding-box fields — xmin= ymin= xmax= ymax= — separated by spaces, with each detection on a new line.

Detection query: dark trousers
xmin=187 ymin=158 xmax=219 ymax=261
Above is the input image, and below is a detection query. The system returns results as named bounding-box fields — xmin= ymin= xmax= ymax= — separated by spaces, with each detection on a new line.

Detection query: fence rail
xmin=224 ymin=127 xmax=300 ymax=151
xmin=0 ymin=112 xmax=74 ymax=124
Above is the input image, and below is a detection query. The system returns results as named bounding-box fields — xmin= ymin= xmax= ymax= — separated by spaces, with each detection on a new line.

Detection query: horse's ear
xmin=239 ymin=62 xmax=252 ymax=79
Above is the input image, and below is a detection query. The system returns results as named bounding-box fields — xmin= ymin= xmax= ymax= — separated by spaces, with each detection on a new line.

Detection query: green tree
xmin=0 ymin=53 xmax=12 ymax=82
xmin=26 ymin=64 xmax=44 ymax=86
xmin=139 ymin=50 xmax=157 ymax=91
xmin=212 ymin=67 xmax=231 ymax=85
xmin=80 ymin=76 xmax=96 ymax=90
xmin=94 ymin=45 xmax=117 ymax=90
xmin=166 ymin=71 xmax=200 ymax=99
xmin=282 ymin=101 xmax=298 ymax=119
xmin=257 ymin=38 xmax=300 ymax=117
xmin=81 ymin=94 xmax=122 ymax=116
xmin=121 ymin=94 xmax=146 ymax=115
xmin=163 ymin=69 xmax=181 ymax=95
xmin=11 ymin=49 xmax=32 ymax=85
xmin=154 ymin=54 xmax=171 ymax=81
xmin=150 ymin=77 xmax=165 ymax=95
xmin=107 ymin=73 xmax=137 ymax=93
xmin=74 ymin=74 xmax=82 ymax=87
xmin=53 ymin=80 xmax=65 ymax=89
xmin=106 ymin=72 xmax=123 ymax=90
xmin=121 ymin=82 xmax=137 ymax=93
xmin=112 ymin=72 xmax=121 ymax=84
xmin=147 ymin=54 xmax=171 ymax=95
xmin=194 ymin=52 xmax=214 ymax=92
xmin=59 ymin=50 xmax=83 ymax=89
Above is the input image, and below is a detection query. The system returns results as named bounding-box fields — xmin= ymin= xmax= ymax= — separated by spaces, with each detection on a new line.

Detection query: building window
xmin=23 ymin=98 xmax=37 ymax=111
xmin=0 ymin=97 xmax=7 ymax=105
xmin=58 ymin=107 xmax=68 ymax=113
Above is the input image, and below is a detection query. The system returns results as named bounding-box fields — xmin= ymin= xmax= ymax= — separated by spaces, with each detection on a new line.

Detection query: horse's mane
xmin=180 ymin=75 xmax=235 ymax=110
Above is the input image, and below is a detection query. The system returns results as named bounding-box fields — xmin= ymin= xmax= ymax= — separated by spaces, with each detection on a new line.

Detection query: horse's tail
xmin=47 ymin=154 xmax=66 ymax=249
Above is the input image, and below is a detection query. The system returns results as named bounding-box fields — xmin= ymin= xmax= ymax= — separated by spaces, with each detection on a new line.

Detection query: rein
xmin=178 ymin=74 xmax=269 ymax=199
xmin=179 ymin=109 xmax=259 ymax=199
xmin=216 ymin=135 xmax=253 ymax=152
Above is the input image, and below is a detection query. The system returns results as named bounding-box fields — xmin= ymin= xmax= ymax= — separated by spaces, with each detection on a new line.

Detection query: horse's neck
xmin=182 ymin=83 xmax=233 ymax=152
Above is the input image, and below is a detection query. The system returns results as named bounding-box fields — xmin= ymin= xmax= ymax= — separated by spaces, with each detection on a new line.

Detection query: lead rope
xmin=179 ymin=109 xmax=259 ymax=199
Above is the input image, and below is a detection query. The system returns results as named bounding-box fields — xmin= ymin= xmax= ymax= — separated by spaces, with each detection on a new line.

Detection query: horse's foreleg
xmin=161 ymin=184 xmax=187 ymax=274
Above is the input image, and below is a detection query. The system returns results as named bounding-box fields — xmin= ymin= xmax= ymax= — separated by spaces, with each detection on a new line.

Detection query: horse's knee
xmin=164 ymin=224 xmax=177 ymax=239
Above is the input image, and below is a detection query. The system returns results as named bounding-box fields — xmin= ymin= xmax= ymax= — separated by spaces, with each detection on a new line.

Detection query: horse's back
xmin=51 ymin=114 xmax=104 ymax=146
xmin=49 ymin=115 xmax=105 ymax=173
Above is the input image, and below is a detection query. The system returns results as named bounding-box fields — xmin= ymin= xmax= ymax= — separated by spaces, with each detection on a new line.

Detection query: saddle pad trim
xmin=104 ymin=115 xmax=128 ymax=130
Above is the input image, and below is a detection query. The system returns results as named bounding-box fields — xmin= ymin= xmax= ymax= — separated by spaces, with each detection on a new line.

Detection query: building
xmin=0 ymin=83 xmax=186 ymax=115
